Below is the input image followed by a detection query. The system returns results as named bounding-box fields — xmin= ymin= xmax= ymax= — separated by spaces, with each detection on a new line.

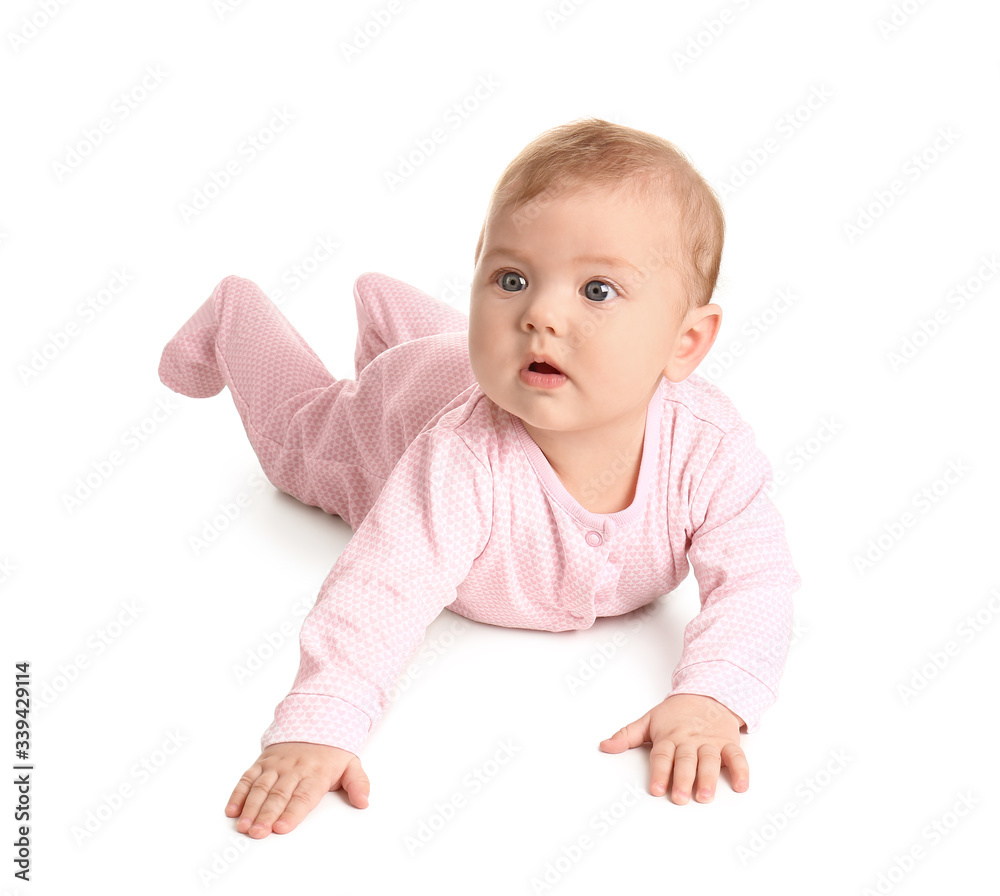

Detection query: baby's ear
xmin=664 ymin=303 xmax=722 ymax=382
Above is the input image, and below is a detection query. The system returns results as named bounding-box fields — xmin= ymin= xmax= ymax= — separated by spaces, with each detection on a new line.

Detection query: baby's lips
xmin=523 ymin=352 xmax=567 ymax=376
xmin=531 ymin=361 xmax=563 ymax=375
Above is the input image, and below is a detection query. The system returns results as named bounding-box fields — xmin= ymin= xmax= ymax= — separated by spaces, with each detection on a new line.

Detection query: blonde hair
xmin=474 ymin=118 xmax=725 ymax=311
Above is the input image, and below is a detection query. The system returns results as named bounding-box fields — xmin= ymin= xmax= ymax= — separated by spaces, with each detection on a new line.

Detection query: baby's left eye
xmin=584 ymin=280 xmax=619 ymax=302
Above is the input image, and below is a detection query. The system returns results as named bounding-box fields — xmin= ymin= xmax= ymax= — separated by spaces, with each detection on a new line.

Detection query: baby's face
xmin=468 ymin=183 xmax=690 ymax=436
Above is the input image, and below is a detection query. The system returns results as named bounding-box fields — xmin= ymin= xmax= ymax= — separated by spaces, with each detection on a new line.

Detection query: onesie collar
xmin=510 ymin=378 xmax=663 ymax=535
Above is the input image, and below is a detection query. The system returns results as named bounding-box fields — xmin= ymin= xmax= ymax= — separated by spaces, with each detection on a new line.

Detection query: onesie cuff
xmin=260 ymin=694 xmax=372 ymax=757
xmin=665 ymin=660 xmax=776 ymax=735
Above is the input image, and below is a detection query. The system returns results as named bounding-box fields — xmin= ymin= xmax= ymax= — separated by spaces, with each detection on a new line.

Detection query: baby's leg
xmin=352 ymin=272 xmax=469 ymax=378
xmin=158 ymin=275 xmax=377 ymax=521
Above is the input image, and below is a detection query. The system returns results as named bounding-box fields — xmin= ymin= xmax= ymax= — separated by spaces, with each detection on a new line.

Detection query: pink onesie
xmin=158 ymin=273 xmax=802 ymax=757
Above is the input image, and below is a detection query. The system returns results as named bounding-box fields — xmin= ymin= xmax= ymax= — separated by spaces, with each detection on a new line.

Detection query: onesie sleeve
xmin=260 ymin=427 xmax=493 ymax=756
xmin=665 ymin=421 xmax=801 ymax=734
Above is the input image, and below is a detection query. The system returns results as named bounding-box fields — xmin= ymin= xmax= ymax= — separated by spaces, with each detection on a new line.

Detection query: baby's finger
xmin=340 ymin=759 xmax=371 ymax=808
xmin=234 ymin=770 xmax=281 ymax=836
xmin=224 ymin=764 xmax=263 ymax=817
xmin=694 ymin=744 xmax=722 ymax=802
xmin=648 ymin=739 xmax=676 ymax=796
xmin=722 ymin=742 xmax=750 ymax=792
xmin=245 ymin=778 xmax=299 ymax=839
xmin=669 ymin=744 xmax=699 ymax=805
xmin=600 ymin=716 xmax=650 ymax=753
xmin=271 ymin=776 xmax=332 ymax=834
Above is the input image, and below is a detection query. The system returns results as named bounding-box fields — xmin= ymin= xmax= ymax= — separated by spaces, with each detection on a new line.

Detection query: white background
xmin=2 ymin=0 xmax=998 ymax=893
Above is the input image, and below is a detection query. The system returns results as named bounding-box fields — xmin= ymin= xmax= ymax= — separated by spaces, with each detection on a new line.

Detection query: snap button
xmin=585 ymin=530 xmax=603 ymax=547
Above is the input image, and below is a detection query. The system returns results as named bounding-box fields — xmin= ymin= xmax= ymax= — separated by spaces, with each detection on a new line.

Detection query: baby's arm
xmin=229 ymin=427 xmax=493 ymax=837
xmin=601 ymin=421 xmax=801 ymax=802
xmin=666 ymin=420 xmax=801 ymax=727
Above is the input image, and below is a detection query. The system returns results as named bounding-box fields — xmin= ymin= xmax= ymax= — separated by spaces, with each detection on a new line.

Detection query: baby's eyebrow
xmin=483 ymin=249 xmax=643 ymax=282
xmin=481 ymin=248 xmax=526 ymax=264
xmin=572 ymin=255 xmax=643 ymax=282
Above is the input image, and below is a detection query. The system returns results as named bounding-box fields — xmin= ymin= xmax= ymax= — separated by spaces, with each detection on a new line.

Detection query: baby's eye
xmin=497 ymin=271 xmax=527 ymax=292
xmin=584 ymin=279 xmax=619 ymax=303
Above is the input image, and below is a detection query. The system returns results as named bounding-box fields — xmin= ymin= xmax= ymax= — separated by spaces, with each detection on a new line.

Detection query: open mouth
xmin=521 ymin=358 xmax=567 ymax=389
xmin=529 ymin=361 xmax=562 ymax=375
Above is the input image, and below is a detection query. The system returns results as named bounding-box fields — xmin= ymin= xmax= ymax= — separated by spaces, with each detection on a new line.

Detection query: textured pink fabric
xmin=158 ymin=273 xmax=802 ymax=756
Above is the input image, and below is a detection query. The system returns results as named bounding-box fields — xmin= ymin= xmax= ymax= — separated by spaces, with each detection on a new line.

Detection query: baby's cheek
xmin=467 ymin=337 xmax=487 ymax=377
xmin=466 ymin=341 xmax=499 ymax=400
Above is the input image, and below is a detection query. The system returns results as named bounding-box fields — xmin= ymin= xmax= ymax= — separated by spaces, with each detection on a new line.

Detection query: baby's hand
xmin=599 ymin=694 xmax=747 ymax=804
xmin=225 ymin=741 xmax=370 ymax=838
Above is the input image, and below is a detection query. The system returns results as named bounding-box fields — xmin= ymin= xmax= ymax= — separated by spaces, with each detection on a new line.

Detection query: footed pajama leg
xmin=158 ymin=273 xmax=475 ymax=527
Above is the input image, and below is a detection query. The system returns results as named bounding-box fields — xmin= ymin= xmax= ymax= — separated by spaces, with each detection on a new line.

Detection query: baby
xmin=158 ymin=118 xmax=801 ymax=839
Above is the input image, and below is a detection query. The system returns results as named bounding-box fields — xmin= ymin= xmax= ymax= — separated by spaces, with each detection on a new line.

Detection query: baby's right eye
xmin=496 ymin=271 xmax=527 ymax=292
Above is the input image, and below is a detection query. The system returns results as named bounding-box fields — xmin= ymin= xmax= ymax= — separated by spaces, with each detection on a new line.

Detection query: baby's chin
xmin=498 ymin=394 xmax=583 ymax=434
xmin=469 ymin=362 xmax=584 ymax=426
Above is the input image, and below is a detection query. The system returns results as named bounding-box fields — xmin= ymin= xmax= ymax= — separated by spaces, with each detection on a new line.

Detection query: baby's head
xmin=468 ymin=118 xmax=725 ymax=435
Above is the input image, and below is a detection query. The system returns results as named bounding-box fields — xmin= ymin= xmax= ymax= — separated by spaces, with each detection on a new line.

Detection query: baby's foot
xmin=158 ymin=280 xmax=227 ymax=398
